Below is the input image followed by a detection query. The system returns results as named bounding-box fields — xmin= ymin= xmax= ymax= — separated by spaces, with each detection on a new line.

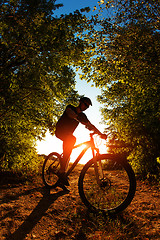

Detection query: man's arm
xmin=66 ymin=107 xmax=78 ymax=119
xmin=66 ymin=108 xmax=107 ymax=139
xmin=66 ymin=108 xmax=90 ymax=125
xmin=86 ymin=122 xmax=101 ymax=134
xmin=85 ymin=121 xmax=107 ymax=139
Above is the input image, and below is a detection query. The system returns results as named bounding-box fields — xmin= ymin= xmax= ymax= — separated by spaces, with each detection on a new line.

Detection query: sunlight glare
xmin=70 ymin=125 xmax=107 ymax=164
xmin=36 ymin=125 xmax=108 ymax=165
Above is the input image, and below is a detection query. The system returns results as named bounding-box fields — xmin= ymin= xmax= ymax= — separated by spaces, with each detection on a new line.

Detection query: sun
xmin=70 ymin=125 xmax=107 ymax=165
xmin=70 ymin=125 xmax=92 ymax=165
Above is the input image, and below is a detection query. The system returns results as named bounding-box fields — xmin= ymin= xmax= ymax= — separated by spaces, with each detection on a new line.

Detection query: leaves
xmin=79 ymin=0 xmax=160 ymax=177
xmin=0 ymin=0 xmax=88 ymax=172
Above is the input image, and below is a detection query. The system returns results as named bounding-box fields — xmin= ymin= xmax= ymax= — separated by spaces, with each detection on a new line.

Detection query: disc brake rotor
xmin=100 ymin=178 xmax=111 ymax=190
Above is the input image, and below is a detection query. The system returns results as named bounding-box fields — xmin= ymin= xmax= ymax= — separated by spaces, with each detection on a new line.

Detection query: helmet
xmin=80 ymin=97 xmax=92 ymax=106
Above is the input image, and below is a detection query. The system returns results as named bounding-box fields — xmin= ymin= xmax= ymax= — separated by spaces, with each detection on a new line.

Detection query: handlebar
xmin=89 ymin=131 xmax=108 ymax=140
xmin=85 ymin=124 xmax=108 ymax=140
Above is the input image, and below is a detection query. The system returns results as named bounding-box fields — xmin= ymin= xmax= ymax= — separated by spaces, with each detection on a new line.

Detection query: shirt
xmin=55 ymin=105 xmax=79 ymax=135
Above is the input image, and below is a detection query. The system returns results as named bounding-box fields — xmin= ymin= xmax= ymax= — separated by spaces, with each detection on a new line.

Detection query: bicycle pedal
xmin=57 ymin=172 xmax=70 ymax=186
xmin=61 ymin=185 xmax=70 ymax=192
xmin=60 ymin=177 xmax=70 ymax=186
xmin=57 ymin=182 xmax=70 ymax=192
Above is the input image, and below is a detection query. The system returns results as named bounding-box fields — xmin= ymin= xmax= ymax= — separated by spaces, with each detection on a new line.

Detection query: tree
xmin=0 ymin=0 xmax=90 ymax=172
xmin=81 ymin=0 xmax=160 ymax=177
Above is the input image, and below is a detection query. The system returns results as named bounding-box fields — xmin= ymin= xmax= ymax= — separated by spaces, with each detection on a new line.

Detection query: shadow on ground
xmin=6 ymin=188 xmax=67 ymax=240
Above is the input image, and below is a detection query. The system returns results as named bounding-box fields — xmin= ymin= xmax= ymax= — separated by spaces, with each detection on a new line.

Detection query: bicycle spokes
xmin=79 ymin=156 xmax=136 ymax=214
xmin=42 ymin=153 xmax=61 ymax=188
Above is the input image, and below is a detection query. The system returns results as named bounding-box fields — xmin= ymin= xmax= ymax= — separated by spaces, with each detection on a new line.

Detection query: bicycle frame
xmin=65 ymin=133 xmax=103 ymax=184
xmin=43 ymin=131 xmax=136 ymax=214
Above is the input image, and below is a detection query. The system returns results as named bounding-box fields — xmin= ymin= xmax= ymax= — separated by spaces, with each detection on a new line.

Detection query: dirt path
xmin=0 ymin=165 xmax=160 ymax=240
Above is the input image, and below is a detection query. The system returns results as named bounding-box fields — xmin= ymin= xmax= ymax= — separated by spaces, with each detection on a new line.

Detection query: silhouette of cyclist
xmin=55 ymin=97 xmax=106 ymax=187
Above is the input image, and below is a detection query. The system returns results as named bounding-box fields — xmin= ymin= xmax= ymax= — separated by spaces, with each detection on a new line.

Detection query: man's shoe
xmin=57 ymin=172 xmax=70 ymax=186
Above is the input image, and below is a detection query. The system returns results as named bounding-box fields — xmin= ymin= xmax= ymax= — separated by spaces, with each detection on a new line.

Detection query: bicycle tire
xmin=42 ymin=152 xmax=61 ymax=189
xmin=78 ymin=154 xmax=136 ymax=215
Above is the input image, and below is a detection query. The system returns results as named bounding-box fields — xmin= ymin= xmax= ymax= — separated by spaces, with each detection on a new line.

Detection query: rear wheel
xmin=78 ymin=154 xmax=136 ymax=215
xmin=42 ymin=152 xmax=61 ymax=189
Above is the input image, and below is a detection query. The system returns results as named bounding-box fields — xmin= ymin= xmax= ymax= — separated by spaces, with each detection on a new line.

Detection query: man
xmin=55 ymin=97 xmax=106 ymax=188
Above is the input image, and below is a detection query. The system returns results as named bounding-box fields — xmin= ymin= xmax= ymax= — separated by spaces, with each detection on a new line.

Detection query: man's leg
xmin=60 ymin=135 xmax=76 ymax=173
xmin=56 ymin=135 xmax=76 ymax=188
xmin=55 ymin=130 xmax=76 ymax=173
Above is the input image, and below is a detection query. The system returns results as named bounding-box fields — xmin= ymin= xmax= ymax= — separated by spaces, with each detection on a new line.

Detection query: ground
xmin=0 ymin=164 xmax=160 ymax=240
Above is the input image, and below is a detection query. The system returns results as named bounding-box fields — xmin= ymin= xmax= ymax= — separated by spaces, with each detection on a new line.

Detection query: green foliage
xmin=0 ymin=0 xmax=89 ymax=173
xmin=80 ymin=0 xmax=160 ymax=177
xmin=0 ymin=111 xmax=40 ymax=174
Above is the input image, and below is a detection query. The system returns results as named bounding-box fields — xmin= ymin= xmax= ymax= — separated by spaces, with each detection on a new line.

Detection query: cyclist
xmin=55 ymin=97 xmax=106 ymax=188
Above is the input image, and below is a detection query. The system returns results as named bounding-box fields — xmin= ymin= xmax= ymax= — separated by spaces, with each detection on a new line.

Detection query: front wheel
xmin=78 ymin=154 xmax=136 ymax=215
xmin=42 ymin=152 xmax=61 ymax=189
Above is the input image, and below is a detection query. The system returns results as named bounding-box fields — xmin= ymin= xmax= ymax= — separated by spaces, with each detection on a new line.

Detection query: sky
xmin=54 ymin=0 xmax=100 ymax=16
xmin=36 ymin=0 xmax=107 ymax=162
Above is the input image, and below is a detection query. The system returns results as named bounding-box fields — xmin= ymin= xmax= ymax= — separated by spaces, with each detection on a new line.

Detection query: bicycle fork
xmin=92 ymin=150 xmax=104 ymax=185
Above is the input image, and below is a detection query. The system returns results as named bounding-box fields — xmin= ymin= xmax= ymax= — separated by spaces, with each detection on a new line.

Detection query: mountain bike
xmin=42 ymin=131 xmax=136 ymax=215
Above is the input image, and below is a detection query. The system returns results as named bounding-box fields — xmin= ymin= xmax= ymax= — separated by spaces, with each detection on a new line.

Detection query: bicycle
xmin=42 ymin=131 xmax=136 ymax=215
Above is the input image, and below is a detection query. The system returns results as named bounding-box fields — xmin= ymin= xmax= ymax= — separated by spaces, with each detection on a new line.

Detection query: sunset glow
xmin=36 ymin=124 xmax=108 ymax=165
xmin=36 ymin=76 xmax=108 ymax=164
